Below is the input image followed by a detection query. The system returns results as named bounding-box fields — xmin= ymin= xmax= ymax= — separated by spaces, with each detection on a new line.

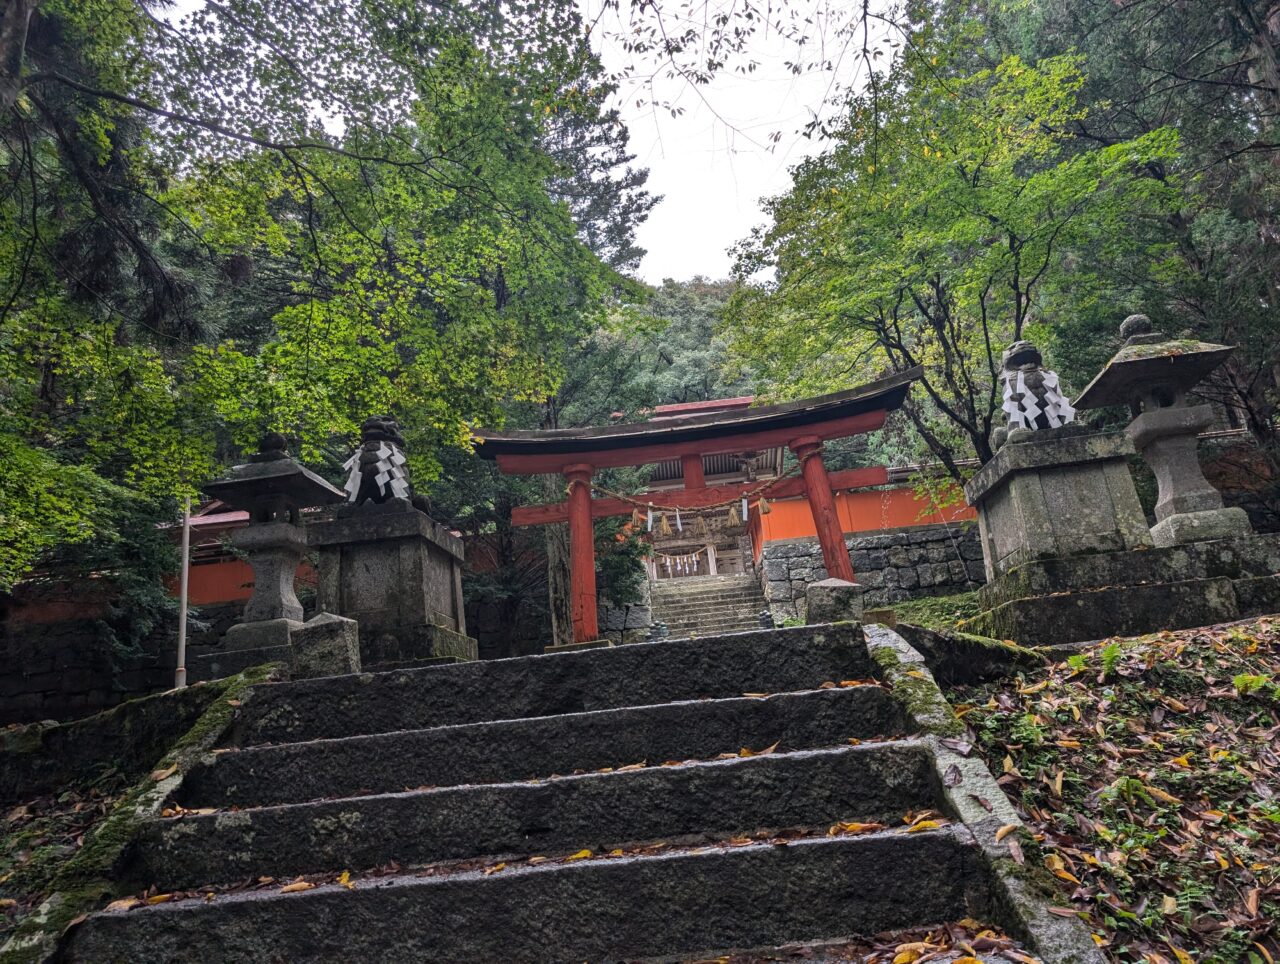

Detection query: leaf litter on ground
xmin=949 ymin=617 xmax=1280 ymax=964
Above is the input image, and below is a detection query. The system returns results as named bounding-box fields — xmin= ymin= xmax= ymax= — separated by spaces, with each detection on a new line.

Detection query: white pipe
xmin=175 ymin=496 xmax=191 ymax=689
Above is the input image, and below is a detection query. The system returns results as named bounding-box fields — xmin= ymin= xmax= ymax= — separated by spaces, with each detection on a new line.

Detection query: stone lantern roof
xmin=203 ymin=433 xmax=345 ymax=520
xmin=1073 ymin=314 xmax=1234 ymax=411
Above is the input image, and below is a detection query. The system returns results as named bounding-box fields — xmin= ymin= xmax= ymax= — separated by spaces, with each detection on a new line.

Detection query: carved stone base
xmin=1150 ymin=507 xmax=1252 ymax=547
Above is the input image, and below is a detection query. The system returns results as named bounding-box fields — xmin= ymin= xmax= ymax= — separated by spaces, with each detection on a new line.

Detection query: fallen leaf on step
xmin=337 ymin=871 xmax=355 ymax=890
xmin=1008 ymin=839 xmax=1025 ymax=864
xmin=280 ymin=880 xmax=314 ymax=894
xmin=738 ymin=741 xmax=779 ymax=757
xmin=564 ymin=849 xmax=592 ymax=862
xmin=995 ymin=823 xmax=1019 ymax=842
xmin=616 ymin=762 xmax=646 ymax=772
xmin=483 ymin=863 xmax=506 ymax=876
xmin=145 ymin=893 xmax=175 ymax=905
xmin=742 ymin=692 xmax=769 ymax=698
xmin=225 ymin=699 xmax=241 ymax=707
xmin=904 ymin=820 xmax=943 ymax=833
xmin=940 ymin=737 xmax=973 ymax=756
xmin=150 ymin=765 xmax=177 ymax=782
xmin=827 ymin=821 xmax=886 ymax=836
xmin=527 ymin=856 xmax=548 ymax=865
xmin=838 ymin=679 xmax=875 ymax=687
xmin=942 ymin=763 xmax=963 ymax=787
xmin=105 ymin=898 xmax=140 ymax=912
xmin=819 ymin=681 xmax=837 ymax=689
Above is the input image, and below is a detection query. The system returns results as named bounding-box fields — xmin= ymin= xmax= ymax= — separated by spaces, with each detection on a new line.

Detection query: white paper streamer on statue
xmin=647 ymin=506 xmax=654 ymax=531
xmin=1002 ymin=370 xmax=1075 ymax=431
xmin=675 ymin=507 xmax=682 ymax=532
xmin=741 ymin=497 xmax=748 ymax=520
xmin=344 ymin=439 xmax=412 ymax=502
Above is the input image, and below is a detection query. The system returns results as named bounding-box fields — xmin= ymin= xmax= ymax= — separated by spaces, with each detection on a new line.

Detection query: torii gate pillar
xmin=564 ymin=463 xmax=599 ymax=642
xmin=790 ymin=436 xmax=857 ymax=583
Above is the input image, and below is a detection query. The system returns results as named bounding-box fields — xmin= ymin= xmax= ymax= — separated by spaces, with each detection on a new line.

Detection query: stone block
xmin=850 ymin=550 xmax=871 ymax=571
xmin=765 ymin=580 xmax=791 ymax=600
xmin=867 ymin=549 xmax=888 ymax=569
xmin=289 ymin=613 xmax=361 ymax=680
xmin=804 ymin=579 xmax=865 ymax=625
xmin=907 ymin=546 xmax=928 ymax=565
xmin=763 ymin=559 xmax=789 ymax=581
xmin=898 ymin=567 xmax=919 ymax=590
xmin=1149 ymin=506 xmax=1252 ymax=547
xmin=790 ymin=567 xmax=813 ymax=583
xmin=222 ymin=618 xmax=299 ymax=653
xmin=916 ymin=565 xmax=935 ymax=588
xmin=968 ymin=577 xmax=1239 ymax=647
xmin=887 ymin=546 xmax=910 ymax=567
xmin=859 ymin=569 xmax=886 ymax=589
xmin=927 ymin=546 xmax=948 ymax=564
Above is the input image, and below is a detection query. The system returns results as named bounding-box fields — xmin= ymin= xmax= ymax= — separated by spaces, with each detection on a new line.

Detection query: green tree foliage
xmin=0 ymin=0 xmax=650 ymax=589
xmin=726 ymin=40 xmax=1181 ymax=473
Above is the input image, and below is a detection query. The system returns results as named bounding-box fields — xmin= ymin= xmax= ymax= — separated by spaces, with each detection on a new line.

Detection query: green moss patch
xmin=893 ymin=590 xmax=983 ymax=633
xmin=0 ymin=664 xmax=277 ymax=961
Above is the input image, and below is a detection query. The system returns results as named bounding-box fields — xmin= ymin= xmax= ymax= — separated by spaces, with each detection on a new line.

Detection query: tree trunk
xmin=0 ymin=0 xmax=36 ymax=110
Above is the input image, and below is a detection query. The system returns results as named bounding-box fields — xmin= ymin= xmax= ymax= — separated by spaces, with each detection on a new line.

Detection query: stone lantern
xmin=1074 ymin=314 xmax=1252 ymax=547
xmin=203 ymin=432 xmax=345 ymax=653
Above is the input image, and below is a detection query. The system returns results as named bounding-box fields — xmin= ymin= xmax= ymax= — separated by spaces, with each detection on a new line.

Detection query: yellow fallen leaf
xmin=527 ymin=856 xmax=548 ymax=865
xmin=616 ymin=762 xmax=646 ymax=772
xmin=953 ymin=958 xmax=985 ymax=964
xmin=483 ymin=863 xmax=506 ymax=876
xmin=1019 ymin=680 xmax=1049 ymax=694
xmin=827 ymin=820 xmax=886 ymax=836
xmin=1170 ymin=946 xmax=1194 ymax=964
xmin=1146 ymin=785 xmax=1182 ymax=806
xmin=838 ymin=679 xmax=874 ymax=687
xmin=904 ymin=820 xmax=942 ymax=833
xmin=337 ymin=870 xmax=355 ymax=890
xmin=742 ymin=692 xmax=769 ymax=698
xmin=280 ymin=881 xmax=314 ymax=894
xmin=565 ymin=849 xmax=592 ymax=862
xmin=995 ymin=824 xmax=1019 ymax=842
xmin=1161 ymin=895 xmax=1178 ymax=914
xmin=1044 ymin=853 xmax=1066 ymax=873
xmin=106 ymin=898 xmax=140 ymax=912
xmin=609 ymin=849 xmax=624 ymax=856
xmin=145 ymin=893 xmax=175 ymax=905
xmin=738 ymin=741 xmax=780 ymax=757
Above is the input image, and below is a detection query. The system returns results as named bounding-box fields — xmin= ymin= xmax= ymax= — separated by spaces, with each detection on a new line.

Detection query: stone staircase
xmin=649 ymin=573 xmax=769 ymax=636
xmin=62 ymin=623 xmax=1098 ymax=963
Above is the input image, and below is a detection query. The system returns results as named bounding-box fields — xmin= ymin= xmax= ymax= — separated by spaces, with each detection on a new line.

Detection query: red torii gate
xmin=476 ymin=368 xmax=921 ymax=643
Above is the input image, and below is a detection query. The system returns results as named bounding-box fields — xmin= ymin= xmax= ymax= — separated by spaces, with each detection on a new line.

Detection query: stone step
xmin=180 ymin=686 xmax=907 ymax=809
xmin=66 ymin=829 xmax=979 ymax=963
xmin=657 ymin=609 xmax=765 ymax=624
xmin=231 ymin=624 xmax=872 ymax=746
xmin=655 ymin=578 xmax=762 ymax=594
xmin=652 ymin=598 xmax=767 ymax=615
xmin=650 ymin=587 xmax=765 ymax=603
xmin=138 ymin=743 xmax=936 ymax=891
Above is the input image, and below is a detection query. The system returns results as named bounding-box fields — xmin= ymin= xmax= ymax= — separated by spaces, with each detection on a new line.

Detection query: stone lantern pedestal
xmin=1128 ymin=407 xmax=1251 ymax=546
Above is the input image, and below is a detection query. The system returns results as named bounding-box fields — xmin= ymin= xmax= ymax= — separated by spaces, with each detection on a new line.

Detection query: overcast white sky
xmin=604 ymin=51 xmax=836 ymax=285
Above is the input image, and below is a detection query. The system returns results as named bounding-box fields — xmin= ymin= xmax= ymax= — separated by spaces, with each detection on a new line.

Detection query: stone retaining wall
xmin=760 ymin=522 xmax=984 ymax=620
xmin=0 ymin=604 xmax=241 ymax=725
